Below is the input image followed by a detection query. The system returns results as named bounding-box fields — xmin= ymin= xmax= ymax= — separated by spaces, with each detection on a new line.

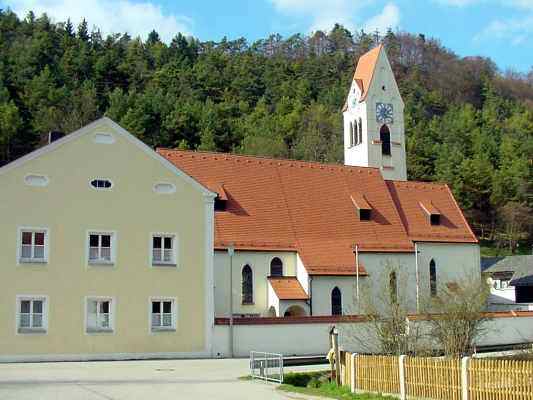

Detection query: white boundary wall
xmin=213 ymin=314 xmax=533 ymax=358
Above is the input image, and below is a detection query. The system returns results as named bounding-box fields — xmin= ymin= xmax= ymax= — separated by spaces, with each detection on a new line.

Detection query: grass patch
xmin=278 ymin=372 xmax=395 ymax=400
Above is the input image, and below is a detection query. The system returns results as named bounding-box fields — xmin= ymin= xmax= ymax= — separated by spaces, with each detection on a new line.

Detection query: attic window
xmin=214 ymin=198 xmax=227 ymax=211
xmin=90 ymin=179 xmax=113 ymax=190
xmin=351 ymin=193 xmax=372 ymax=221
xmin=419 ymin=201 xmax=441 ymax=226
xmin=208 ymin=182 xmax=228 ymax=212
xmin=359 ymin=209 xmax=372 ymax=221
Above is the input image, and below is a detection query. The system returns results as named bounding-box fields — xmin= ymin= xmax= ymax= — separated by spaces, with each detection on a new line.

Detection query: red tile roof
xmin=353 ymin=44 xmax=382 ymax=101
xmin=386 ymin=181 xmax=478 ymax=243
xmin=159 ymin=149 xmax=477 ymax=275
xmin=342 ymin=46 xmax=382 ymax=111
xmin=268 ymin=277 xmax=309 ymax=300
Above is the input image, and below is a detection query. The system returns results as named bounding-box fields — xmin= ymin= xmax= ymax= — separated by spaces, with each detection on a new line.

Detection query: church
xmin=0 ymin=45 xmax=479 ymax=361
xmin=160 ymin=44 xmax=479 ymax=319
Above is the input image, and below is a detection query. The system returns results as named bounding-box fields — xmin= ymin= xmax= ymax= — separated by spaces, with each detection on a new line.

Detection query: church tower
xmin=343 ymin=45 xmax=407 ymax=181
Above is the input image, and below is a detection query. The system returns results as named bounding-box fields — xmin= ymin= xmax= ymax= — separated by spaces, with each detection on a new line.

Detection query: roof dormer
xmin=351 ymin=193 xmax=372 ymax=221
xmin=419 ymin=200 xmax=441 ymax=226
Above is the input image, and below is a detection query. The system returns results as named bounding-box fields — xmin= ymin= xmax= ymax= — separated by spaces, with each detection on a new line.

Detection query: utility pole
xmin=228 ymin=244 xmax=235 ymax=358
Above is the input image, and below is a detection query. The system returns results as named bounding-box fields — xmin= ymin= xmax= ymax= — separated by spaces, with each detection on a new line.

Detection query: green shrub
xmin=283 ymin=371 xmax=326 ymax=387
xmin=307 ymin=378 xmax=322 ymax=388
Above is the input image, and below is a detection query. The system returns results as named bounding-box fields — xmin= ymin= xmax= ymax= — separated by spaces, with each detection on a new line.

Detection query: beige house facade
xmin=0 ymin=118 xmax=216 ymax=362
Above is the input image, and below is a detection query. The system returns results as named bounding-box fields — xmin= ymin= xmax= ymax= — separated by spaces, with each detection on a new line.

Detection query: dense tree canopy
xmin=0 ymin=10 xmax=531 ymax=253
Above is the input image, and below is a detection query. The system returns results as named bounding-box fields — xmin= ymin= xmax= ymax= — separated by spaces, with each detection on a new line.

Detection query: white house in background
xmin=482 ymin=256 xmax=533 ymax=311
xmin=161 ymin=45 xmax=480 ymax=320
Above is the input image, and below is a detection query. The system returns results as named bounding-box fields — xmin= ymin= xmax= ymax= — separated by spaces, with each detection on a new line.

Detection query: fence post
xmin=350 ymin=353 xmax=357 ymax=393
xmin=399 ymin=355 xmax=407 ymax=400
xmin=461 ymin=356 xmax=470 ymax=400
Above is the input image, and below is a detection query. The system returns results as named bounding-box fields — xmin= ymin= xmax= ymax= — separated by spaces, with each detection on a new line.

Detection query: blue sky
xmin=2 ymin=0 xmax=532 ymax=72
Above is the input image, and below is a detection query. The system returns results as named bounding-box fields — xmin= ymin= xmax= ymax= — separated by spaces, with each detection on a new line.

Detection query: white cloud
xmin=433 ymin=0 xmax=481 ymax=6
xmin=3 ymin=0 xmax=193 ymax=42
xmin=434 ymin=0 xmax=533 ymax=8
xmin=269 ymin=0 xmax=399 ymax=33
xmin=364 ymin=3 xmax=400 ymax=33
xmin=475 ymin=14 xmax=533 ymax=44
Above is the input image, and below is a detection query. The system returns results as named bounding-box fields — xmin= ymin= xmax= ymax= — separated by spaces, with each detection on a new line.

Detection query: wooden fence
xmin=469 ymin=358 xmax=533 ymax=400
xmin=339 ymin=352 xmax=533 ymax=400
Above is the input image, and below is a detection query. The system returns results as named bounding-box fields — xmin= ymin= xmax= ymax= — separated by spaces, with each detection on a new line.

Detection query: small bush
xmin=307 ymin=378 xmax=321 ymax=388
xmin=283 ymin=371 xmax=326 ymax=387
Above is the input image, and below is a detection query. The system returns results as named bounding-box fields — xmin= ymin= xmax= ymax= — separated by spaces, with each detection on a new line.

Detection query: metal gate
xmin=250 ymin=351 xmax=284 ymax=383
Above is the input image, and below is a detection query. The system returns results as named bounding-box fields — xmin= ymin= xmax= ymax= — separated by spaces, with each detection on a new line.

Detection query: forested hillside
xmin=0 ymin=10 xmax=532 ymax=253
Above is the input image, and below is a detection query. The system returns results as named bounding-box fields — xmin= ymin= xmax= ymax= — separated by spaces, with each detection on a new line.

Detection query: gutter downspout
xmin=355 ymin=245 xmax=360 ymax=313
xmin=309 ymin=276 xmax=313 ymax=316
xmin=228 ymin=245 xmax=235 ymax=358
xmin=415 ymin=242 xmax=420 ymax=314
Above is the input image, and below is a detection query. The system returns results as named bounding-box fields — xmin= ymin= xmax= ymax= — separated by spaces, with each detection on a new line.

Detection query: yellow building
xmin=0 ymin=117 xmax=216 ymax=362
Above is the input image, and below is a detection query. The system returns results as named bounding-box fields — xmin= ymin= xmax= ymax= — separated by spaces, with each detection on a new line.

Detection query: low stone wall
xmin=212 ymin=311 xmax=533 ymax=358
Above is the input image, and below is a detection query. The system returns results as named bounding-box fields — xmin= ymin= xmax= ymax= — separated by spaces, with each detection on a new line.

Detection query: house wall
xmin=214 ymin=250 xmax=297 ymax=317
xmin=0 ymin=119 xmax=213 ymax=361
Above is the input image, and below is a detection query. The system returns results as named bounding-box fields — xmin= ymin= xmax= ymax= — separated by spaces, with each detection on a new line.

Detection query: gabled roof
xmin=386 ymin=181 xmax=478 ymax=243
xmin=342 ymin=45 xmax=382 ymax=112
xmin=354 ymin=44 xmax=382 ymax=101
xmin=268 ymin=277 xmax=309 ymax=300
xmin=482 ymin=256 xmax=533 ymax=286
xmin=0 ymin=117 xmax=216 ymax=199
xmin=160 ymin=149 xmax=418 ymax=275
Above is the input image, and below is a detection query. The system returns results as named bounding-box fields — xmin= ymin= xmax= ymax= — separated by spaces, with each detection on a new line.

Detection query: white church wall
xmin=416 ymin=242 xmax=480 ymax=300
xmin=357 ymin=252 xmax=418 ymax=313
xmin=311 ymin=276 xmax=359 ymax=316
xmin=296 ymin=253 xmax=310 ymax=294
xmin=214 ymin=250 xmax=297 ymax=317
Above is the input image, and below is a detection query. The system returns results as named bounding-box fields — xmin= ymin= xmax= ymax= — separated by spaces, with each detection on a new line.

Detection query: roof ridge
xmin=157 ymin=148 xmax=381 ymax=173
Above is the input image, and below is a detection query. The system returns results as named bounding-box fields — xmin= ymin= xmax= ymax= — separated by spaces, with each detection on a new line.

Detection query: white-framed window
xmin=151 ymin=234 xmax=177 ymax=266
xmin=86 ymin=297 xmax=114 ymax=333
xmin=88 ymin=231 xmax=116 ymax=265
xmin=16 ymin=296 xmax=48 ymax=334
xmin=18 ymin=228 xmax=49 ymax=264
xmin=150 ymin=298 xmax=177 ymax=332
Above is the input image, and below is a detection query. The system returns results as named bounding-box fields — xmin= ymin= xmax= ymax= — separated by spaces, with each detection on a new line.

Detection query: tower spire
xmin=342 ymin=45 xmax=407 ymax=181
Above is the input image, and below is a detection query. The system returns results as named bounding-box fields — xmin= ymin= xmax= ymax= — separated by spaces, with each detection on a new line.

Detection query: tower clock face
xmin=350 ymin=96 xmax=357 ymax=109
xmin=376 ymin=102 xmax=394 ymax=124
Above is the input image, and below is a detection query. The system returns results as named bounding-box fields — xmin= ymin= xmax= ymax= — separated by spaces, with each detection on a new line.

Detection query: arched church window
xmin=429 ymin=259 xmax=437 ymax=297
xmin=331 ymin=287 xmax=342 ymax=315
xmin=270 ymin=257 xmax=283 ymax=277
xmin=349 ymin=122 xmax=354 ymax=147
xmin=380 ymin=125 xmax=391 ymax=156
xmin=242 ymin=265 xmax=253 ymax=304
xmin=352 ymin=121 xmax=358 ymax=146
xmin=389 ymin=271 xmax=398 ymax=304
xmin=358 ymin=118 xmax=363 ymax=145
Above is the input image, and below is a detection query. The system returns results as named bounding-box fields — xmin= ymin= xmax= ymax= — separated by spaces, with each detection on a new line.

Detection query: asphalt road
xmin=0 ymin=358 xmax=323 ymax=400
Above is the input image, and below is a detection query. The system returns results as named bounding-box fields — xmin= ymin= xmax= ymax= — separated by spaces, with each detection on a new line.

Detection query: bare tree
xmin=497 ymin=202 xmax=532 ymax=253
xmin=341 ymin=259 xmax=426 ymax=356
xmin=422 ymin=277 xmax=490 ymax=357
